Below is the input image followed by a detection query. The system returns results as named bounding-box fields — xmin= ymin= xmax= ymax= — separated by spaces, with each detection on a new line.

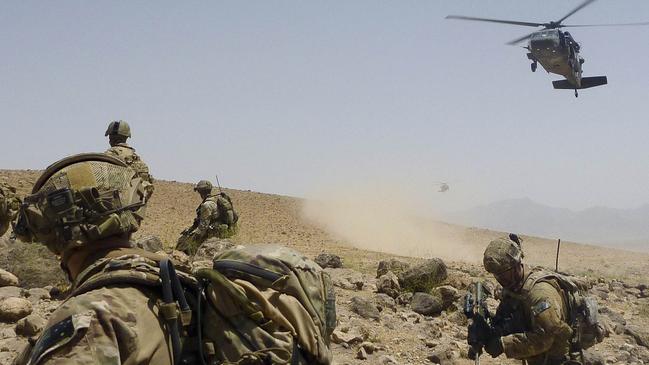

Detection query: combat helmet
xmin=14 ymin=153 xmax=147 ymax=257
xmin=194 ymin=180 xmax=213 ymax=194
xmin=483 ymin=234 xmax=524 ymax=274
xmin=105 ymin=120 xmax=131 ymax=138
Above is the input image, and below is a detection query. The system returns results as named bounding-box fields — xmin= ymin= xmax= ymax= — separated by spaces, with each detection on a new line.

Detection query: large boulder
xmin=376 ymin=259 xmax=410 ymax=278
xmin=376 ymin=271 xmax=401 ymax=298
xmin=0 ymin=297 xmax=32 ymax=322
xmin=399 ymin=258 xmax=447 ymax=293
xmin=410 ymin=292 xmax=444 ymax=316
xmin=134 ymin=235 xmax=164 ymax=253
xmin=0 ymin=269 xmax=19 ymax=287
xmin=314 ymin=253 xmax=343 ymax=269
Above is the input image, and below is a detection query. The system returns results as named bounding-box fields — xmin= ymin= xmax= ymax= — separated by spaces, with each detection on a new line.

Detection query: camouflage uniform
xmin=14 ymin=250 xmax=174 ymax=365
xmin=494 ymin=268 xmax=574 ymax=365
xmin=177 ymin=181 xmax=238 ymax=255
xmin=0 ymin=181 xmax=21 ymax=236
xmin=483 ymin=237 xmax=575 ymax=365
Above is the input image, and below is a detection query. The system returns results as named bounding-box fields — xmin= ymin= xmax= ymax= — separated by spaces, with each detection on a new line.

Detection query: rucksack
xmin=70 ymin=244 xmax=336 ymax=365
xmin=522 ymin=269 xmax=605 ymax=351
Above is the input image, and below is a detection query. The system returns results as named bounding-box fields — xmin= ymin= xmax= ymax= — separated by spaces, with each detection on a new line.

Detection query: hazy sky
xmin=2 ymin=1 xmax=649 ymax=212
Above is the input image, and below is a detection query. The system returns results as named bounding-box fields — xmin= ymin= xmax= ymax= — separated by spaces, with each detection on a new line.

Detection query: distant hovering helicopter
xmin=435 ymin=182 xmax=450 ymax=193
xmin=446 ymin=0 xmax=649 ymax=97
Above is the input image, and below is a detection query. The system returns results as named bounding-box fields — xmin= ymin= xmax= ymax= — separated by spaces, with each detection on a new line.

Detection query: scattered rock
xmin=376 ymin=271 xmax=401 ymax=298
xmin=396 ymin=292 xmax=413 ymax=306
xmin=0 ymin=286 xmax=23 ymax=301
xmin=314 ymin=253 xmax=343 ymax=269
xmin=350 ymin=296 xmax=380 ymax=320
xmin=399 ymin=258 xmax=447 ymax=293
xmin=0 ymin=269 xmax=19 ymax=287
xmin=360 ymin=341 xmax=376 ymax=354
xmin=0 ymin=336 xmax=27 ymax=354
xmin=377 ymin=259 xmax=410 ymax=278
xmin=0 ymin=297 xmax=32 ymax=322
xmin=26 ymin=288 xmax=50 ymax=303
xmin=15 ymin=313 xmax=47 ymax=336
xmin=582 ymin=350 xmax=606 ymax=365
xmin=331 ymin=329 xmax=363 ymax=345
xmin=374 ymin=293 xmax=397 ymax=312
xmin=410 ymin=292 xmax=444 ymax=316
xmin=625 ymin=324 xmax=649 ymax=348
xmin=135 ymin=235 xmax=164 ymax=253
xmin=434 ymin=285 xmax=460 ymax=309
xmin=356 ymin=346 xmax=368 ymax=360
xmin=325 ymin=268 xmax=365 ymax=290
xmin=378 ymin=355 xmax=399 ymax=364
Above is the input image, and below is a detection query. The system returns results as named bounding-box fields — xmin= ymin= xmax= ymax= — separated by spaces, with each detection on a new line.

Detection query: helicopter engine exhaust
xmin=552 ymin=76 xmax=607 ymax=90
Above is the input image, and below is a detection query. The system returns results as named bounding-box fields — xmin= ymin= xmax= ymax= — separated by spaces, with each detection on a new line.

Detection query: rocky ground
xmin=2 ymin=169 xmax=649 ymax=364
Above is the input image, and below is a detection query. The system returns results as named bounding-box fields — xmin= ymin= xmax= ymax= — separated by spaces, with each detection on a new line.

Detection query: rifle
xmin=464 ymin=282 xmax=493 ymax=365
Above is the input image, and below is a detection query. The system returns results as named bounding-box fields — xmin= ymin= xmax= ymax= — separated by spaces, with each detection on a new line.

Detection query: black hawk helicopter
xmin=446 ymin=0 xmax=649 ymax=97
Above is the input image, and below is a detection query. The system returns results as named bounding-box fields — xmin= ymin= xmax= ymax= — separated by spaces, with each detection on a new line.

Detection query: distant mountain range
xmin=445 ymin=198 xmax=649 ymax=251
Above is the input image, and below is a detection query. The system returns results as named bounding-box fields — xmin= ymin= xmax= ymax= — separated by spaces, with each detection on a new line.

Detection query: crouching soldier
xmin=176 ymin=180 xmax=238 ymax=255
xmin=472 ymin=234 xmax=604 ymax=365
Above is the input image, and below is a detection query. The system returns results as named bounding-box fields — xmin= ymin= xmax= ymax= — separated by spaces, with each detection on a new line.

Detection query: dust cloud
xmin=302 ymin=182 xmax=482 ymax=263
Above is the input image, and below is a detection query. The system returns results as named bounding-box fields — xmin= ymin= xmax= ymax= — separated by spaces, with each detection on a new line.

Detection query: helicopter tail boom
xmin=552 ymin=76 xmax=607 ymax=90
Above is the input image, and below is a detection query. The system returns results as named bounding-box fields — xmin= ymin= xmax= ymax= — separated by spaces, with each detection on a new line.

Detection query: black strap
xmin=160 ymin=258 xmax=191 ymax=365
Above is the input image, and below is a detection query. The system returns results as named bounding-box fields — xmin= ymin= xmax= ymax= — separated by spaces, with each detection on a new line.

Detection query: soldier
xmin=0 ymin=181 xmax=21 ymax=236
xmin=12 ymin=153 xmax=174 ymax=365
xmin=104 ymin=120 xmax=154 ymax=201
xmin=480 ymin=235 xmax=577 ymax=365
xmin=176 ymin=180 xmax=238 ymax=255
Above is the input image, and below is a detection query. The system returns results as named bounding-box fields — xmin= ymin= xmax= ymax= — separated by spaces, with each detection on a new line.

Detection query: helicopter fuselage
xmin=527 ymin=29 xmax=582 ymax=87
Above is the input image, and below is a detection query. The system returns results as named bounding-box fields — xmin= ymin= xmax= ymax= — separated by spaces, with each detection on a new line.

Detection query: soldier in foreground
xmin=0 ymin=181 xmax=21 ymax=236
xmin=12 ymin=153 xmax=335 ymax=365
xmin=472 ymin=234 xmax=603 ymax=365
xmin=104 ymin=120 xmax=154 ymax=201
xmin=176 ymin=179 xmax=238 ymax=255
xmin=12 ymin=153 xmax=172 ymax=364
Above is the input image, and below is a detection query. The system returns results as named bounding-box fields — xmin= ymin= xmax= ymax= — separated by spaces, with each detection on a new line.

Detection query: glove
xmin=484 ymin=336 xmax=504 ymax=358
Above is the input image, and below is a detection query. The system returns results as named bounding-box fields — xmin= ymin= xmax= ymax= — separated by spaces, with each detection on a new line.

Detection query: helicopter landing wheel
xmin=574 ymin=89 xmax=578 ymax=98
xmin=531 ymin=62 xmax=537 ymax=72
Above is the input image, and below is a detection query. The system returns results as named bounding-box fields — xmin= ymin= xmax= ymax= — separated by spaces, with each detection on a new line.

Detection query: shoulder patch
xmin=531 ymin=300 xmax=552 ymax=317
xmin=28 ymin=312 xmax=93 ymax=365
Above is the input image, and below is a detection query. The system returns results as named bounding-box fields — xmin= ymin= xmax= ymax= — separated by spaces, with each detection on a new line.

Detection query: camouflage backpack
xmin=214 ymin=193 xmax=238 ymax=225
xmin=521 ymin=269 xmax=605 ymax=351
xmin=70 ymin=244 xmax=336 ymax=365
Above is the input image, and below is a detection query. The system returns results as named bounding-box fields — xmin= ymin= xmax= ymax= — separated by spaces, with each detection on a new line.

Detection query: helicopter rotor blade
xmin=555 ymin=0 xmax=597 ymax=25
xmin=506 ymin=32 xmax=535 ymax=45
xmin=562 ymin=21 xmax=649 ymax=28
xmin=445 ymin=15 xmax=544 ymax=28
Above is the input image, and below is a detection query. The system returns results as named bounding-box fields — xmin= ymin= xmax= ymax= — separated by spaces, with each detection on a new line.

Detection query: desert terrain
xmin=2 ymin=169 xmax=649 ymax=364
